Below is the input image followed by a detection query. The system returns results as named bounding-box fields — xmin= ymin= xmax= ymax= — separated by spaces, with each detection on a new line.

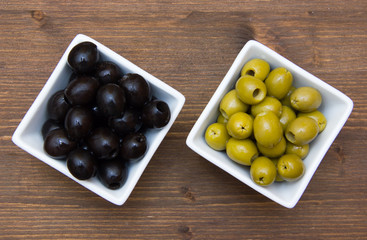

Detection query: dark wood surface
xmin=1 ymin=1 xmax=366 ymax=239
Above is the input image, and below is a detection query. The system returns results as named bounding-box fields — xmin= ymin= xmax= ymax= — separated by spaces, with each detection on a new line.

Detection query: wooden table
xmin=1 ymin=1 xmax=366 ymax=239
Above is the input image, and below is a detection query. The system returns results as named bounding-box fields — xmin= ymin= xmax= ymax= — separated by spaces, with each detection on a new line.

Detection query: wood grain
xmin=1 ymin=0 xmax=367 ymax=239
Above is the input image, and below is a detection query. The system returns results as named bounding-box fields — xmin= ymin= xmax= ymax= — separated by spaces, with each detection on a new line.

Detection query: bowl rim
xmin=12 ymin=34 xmax=185 ymax=205
xmin=186 ymin=39 xmax=353 ymax=208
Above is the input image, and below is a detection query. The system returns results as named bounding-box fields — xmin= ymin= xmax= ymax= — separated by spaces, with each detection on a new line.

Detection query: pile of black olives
xmin=205 ymin=59 xmax=327 ymax=186
xmin=43 ymin=41 xmax=171 ymax=190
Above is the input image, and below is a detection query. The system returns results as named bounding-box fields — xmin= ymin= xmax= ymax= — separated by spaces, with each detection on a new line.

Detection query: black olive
xmin=47 ymin=90 xmax=70 ymax=122
xmin=67 ymin=148 xmax=97 ymax=180
xmin=120 ymin=132 xmax=147 ymax=161
xmin=118 ymin=73 xmax=151 ymax=109
xmin=68 ymin=72 xmax=78 ymax=83
xmin=78 ymin=139 xmax=90 ymax=151
xmin=142 ymin=99 xmax=171 ymax=128
xmin=64 ymin=106 xmax=94 ymax=140
xmin=98 ymin=158 xmax=128 ymax=190
xmin=87 ymin=127 xmax=120 ymax=160
xmin=91 ymin=104 xmax=107 ymax=127
xmin=42 ymin=119 xmax=63 ymax=139
xmin=64 ymin=75 xmax=100 ymax=106
xmin=44 ymin=128 xmax=77 ymax=158
xmin=109 ymin=108 xmax=142 ymax=137
xmin=96 ymin=83 xmax=126 ymax=118
xmin=95 ymin=61 xmax=121 ymax=85
xmin=67 ymin=41 xmax=99 ymax=74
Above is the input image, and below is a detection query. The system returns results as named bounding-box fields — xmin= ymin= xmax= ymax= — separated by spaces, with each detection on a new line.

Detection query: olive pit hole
xmin=246 ymin=70 xmax=255 ymax=76
xmin=253 ymin=88 xmax=261 ymax=99
xmin=219 ymin=109 xmax=228 ymax=119
xmin=286 ymin=131 xmax=296 ymax=143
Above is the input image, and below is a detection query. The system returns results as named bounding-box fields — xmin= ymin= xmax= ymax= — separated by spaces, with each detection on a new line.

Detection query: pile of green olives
xmin=205 ymin=58 xmax=327 ymax=186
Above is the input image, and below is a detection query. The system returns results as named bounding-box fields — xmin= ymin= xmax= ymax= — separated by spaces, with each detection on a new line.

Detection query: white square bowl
xmin=186 ymin=40 xmax=353 ymax=208
xmin=12 ymin=34 xmax=185 ymax=205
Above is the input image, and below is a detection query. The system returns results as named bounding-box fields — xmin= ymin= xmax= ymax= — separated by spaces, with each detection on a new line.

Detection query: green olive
xmin=298 ymin=110 xmax=327 ymax=132
xmin=235 ymin=75 xmax=267 ymax=105
xmin=285 ymin=116 xmax=319 ymax=145
xmin=205 ymin=123 xmax=230 ymax=151
xmin=277 ymin=154 xmax=305 ymax=181
xmin=290 ymin=86 xmax=322 ymax=112
xmin=226 ymin=112 xmax=253 ymax=139
xmin=265 ymin=67 xmax=293 ymax=100
xmin=286 ymin=141 xmax=309 ymax=159
xmin=281 ymin=86 xmax=296 ymax=107
xmin=217 ymin=113 xmax=228 ymax=125
xmin=241 ymin=58 xmax=270 ymax=81
xmin=257 ymin=136 xmax=286 ymax=158
xmin=226 ymin=138 xmax=258 ymax=166
xmin=219 ymin=89 xmax=249 ymax=119
xmin=250 ymin=156 xmax=277 ymax=186
xmin=279 ymin=105 xmax=296 ymax=131
xmin=250 ymin=96 xmax=282 ymax=118
xmin=253 ymin=111 xmax=283 ymax=148
xmin=270 ymin=158 xmax=285 ymax=182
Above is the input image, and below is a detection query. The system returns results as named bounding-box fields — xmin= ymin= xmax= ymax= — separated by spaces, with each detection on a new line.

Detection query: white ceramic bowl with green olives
xmin=186 ymin=40 xmax=353 ymax=208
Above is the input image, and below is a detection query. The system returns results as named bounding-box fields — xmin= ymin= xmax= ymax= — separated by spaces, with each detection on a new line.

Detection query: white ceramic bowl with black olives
xmin=12 ymin=34 xmax=185 ymax=205
xmin=186 ymin=40 xmax=353 ymax=208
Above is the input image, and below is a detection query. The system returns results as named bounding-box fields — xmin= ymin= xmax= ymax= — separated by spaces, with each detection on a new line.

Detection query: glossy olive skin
xmin=298 ymin=110 xmax=327 ymax=132
xmin=42 ymin=119 xmax=62 ymax=139
xmin=109 ymin=108 xmax=142 ymax=137
xmin=226 ymin=138 xmax=258 ymax=166
xmin=95 ymin=61 xmax=121 ymax=85
xmin=285 ymin=116 xmax=319 ymax=145
xmin=216 ymin=113 xmax=228 ymax=125
xmin=219 ymin=89 xmax=249 ymax=119
xmin=142 ymin=99 xmax=171 ymax=128
xmin=241 ymin=58 xmax=270 ymax=81
xmin=64 ymin=106 xmax=94 ymax=140
xmin=205 ymin=123 xmax=230 ymax=151
xmin=277 ymin=154 xmax=305 ymax=181
xmin=286 ymin=142 xmax=309 ymax=159
xmin=47 ymin=90 xmax=71 ymax=122
xmin=87 ymin=127 xmax=120 ymax=160
xmin=90 ymin=104 xmax=107 ymax=127
xmin=96 ymin=83 xmax=126 ymax=118
xmin=67 ymin=41 xmax=99 ymax=74
xmin=290 ymin=86 xmax=322 ymax=112
xmin=235 ymin=75 xmax=267 ymax=105
xmin=250 ymin=96 xmax=282 ymax=118
xmin=120 ymin=132 xmax=147 ymax=161
xmin=226 ymin=112 xmax=253 ymax=139
xmin=281 ymin=86 xmax=296 ymax=107
xmin=265 ymin=67 xmax=293 ymax=100
xmin=98 ymin=158 xmax=128 ymax=190
xmin=270 ymin=158 xmax=285 ymax=182
xmin=44 ymin=128 xmax=77 ymax=158
xmin=279 ymin=105 xmax=296 ymax=131
xmin=64 ymin=76 xmax=100 ymax=106
xmin=253 ymin=111 xmax=283 ymax=148
xmin=118 ymin=73 xmax=151 ymax=109
xmin=67 ymin=148 xmax=97 ymax=180
xmin=250 ymin=156 xmax=277 ymax=186
xmin=256 ymin=136 xmax=286 ymax=158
